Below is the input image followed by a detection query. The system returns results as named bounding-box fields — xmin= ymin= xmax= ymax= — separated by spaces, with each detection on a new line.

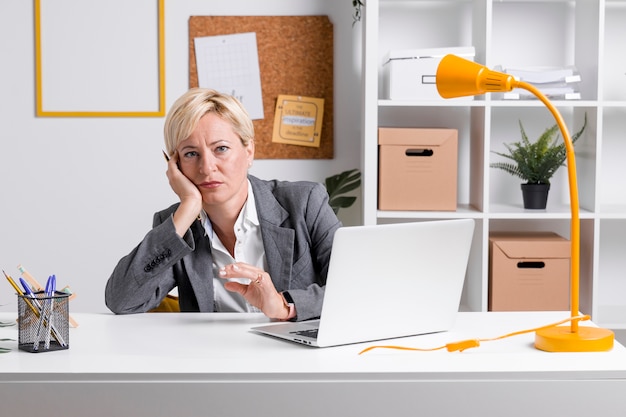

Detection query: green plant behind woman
xmin=325 ymin=169 xmax=361 ymax=214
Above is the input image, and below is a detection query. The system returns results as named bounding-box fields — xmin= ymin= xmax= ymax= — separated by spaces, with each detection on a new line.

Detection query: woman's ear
xmin=246 ymin=139 xmax=255 ymax=166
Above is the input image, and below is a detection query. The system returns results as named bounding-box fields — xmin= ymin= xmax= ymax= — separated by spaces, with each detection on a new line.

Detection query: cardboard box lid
xmin=378 ymin=128 xmax=457 ymax=147
xmin=384 ymin=46 xmax=475 ymax=64
xmin=490 ymin=232 xmax=570 ymax=259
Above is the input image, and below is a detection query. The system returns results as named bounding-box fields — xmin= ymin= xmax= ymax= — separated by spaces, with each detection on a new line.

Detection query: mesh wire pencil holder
xmin=18 ymin=291 xmax=70 ymax=353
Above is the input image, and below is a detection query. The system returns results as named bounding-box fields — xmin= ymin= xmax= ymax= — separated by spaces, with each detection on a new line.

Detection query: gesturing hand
xmin=219 ymin=263 xmax=290 ymax=320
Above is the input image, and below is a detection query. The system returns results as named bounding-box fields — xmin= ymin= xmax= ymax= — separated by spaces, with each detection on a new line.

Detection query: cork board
xmin=189 ymin=15 xmax=334 ymax=159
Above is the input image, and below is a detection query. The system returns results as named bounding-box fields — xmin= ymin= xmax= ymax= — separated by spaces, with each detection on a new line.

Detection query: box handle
xmin=517 ymin=261 xmax=545 ymax=269
xmin=405 ymin=148 xmax=434 ymax=157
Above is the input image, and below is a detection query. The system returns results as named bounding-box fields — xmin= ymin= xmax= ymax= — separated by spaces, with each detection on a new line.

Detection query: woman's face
xmin=176 ymin=112 xmax=254 ymax=211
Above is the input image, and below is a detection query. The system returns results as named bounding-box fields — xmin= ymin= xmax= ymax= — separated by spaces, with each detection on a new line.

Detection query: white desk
xmin=1 ymin=311 xmax=625 ymax=417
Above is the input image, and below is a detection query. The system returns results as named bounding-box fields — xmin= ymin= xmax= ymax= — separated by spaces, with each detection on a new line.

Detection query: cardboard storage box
xmin=489 ymin=232 xmax=570 ymax=311
xmin=378 ymin=128 xmax=457 ymax=211
xmin=382 ymin=46 xmax=475 ymax=100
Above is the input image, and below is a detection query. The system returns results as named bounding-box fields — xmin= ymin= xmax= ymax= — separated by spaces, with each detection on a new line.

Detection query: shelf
xmin=488 ymin=100 xmax=599 ymax=108
xmin=376 ymin=204 xmax=483 ymax=220
xmin=598 ymin=205 xmax=626 ymax=219
xmin=378 ymin=99 xmax=485 ymax=108
xmin=360 ymin=0 xmax=625 ymax=327
xmin=487 ymin=204 xmax=594 ymax=219
xmin=379 ymin=99 xmax=602 ymax=108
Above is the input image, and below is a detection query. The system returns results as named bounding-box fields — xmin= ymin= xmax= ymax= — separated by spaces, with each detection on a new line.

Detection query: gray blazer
xmin=105 ymin=175 xmax=342 ymax=321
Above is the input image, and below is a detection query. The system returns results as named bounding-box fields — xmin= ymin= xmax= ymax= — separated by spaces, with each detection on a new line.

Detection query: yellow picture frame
xmin=34 ymin=0 xmax=165 ymax=117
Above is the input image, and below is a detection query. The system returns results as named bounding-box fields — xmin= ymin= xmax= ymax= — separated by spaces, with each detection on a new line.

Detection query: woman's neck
xmin=205 ymin=200 xmax=247 ymax=257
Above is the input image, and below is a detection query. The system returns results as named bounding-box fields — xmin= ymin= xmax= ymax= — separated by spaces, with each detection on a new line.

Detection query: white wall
xmin=0 ymin=0 xmax=363 ymax=313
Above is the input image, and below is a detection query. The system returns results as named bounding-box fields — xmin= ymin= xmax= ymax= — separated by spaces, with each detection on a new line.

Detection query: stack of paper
xmin=495 ymin=66 xmax=581 ymax=100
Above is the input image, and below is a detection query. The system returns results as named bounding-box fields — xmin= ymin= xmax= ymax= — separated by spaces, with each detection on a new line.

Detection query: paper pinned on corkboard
xmin=194 ymin=32 xmax=264 ymax=120
xmin=189 ymin=15 xmax=334 ymax=159
xmin=272 ymin=95 xmax=324 ymax=148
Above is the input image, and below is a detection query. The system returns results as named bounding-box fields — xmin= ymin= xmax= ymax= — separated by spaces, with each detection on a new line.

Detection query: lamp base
xmin=535 ymin=326 xmax=614 ymax=352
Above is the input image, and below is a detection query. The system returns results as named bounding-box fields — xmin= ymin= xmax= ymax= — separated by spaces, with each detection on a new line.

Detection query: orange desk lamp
xmin=436 ymin=54 xmax=614 ymax=352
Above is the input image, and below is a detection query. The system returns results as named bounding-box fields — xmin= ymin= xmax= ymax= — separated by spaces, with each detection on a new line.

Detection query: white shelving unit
xmin=360 ymin=0 xmax=626 ymax=328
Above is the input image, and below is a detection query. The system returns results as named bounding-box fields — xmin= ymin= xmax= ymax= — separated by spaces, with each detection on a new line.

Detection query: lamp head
xmin=436 ymin=54 xmax=518 ymax=99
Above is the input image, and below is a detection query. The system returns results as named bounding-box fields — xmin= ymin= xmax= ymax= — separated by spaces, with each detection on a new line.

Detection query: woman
xmin=105 ymin=88 xmax=341 ymax=321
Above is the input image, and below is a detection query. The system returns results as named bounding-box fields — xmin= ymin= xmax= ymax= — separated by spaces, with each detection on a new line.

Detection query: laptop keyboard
xmin=290 ymin=328 xmax=319 ymax=339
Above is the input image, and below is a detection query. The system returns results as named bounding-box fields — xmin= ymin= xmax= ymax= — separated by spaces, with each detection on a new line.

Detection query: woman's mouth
xmin=199 ymin=181 xmax=222 ymax=189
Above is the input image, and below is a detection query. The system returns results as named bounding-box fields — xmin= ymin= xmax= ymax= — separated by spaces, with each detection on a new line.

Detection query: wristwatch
xmin=280 ymin=291 xmax=296 ymax=321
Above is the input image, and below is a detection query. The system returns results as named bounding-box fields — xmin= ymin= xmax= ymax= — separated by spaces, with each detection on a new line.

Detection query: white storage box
xmin=383 ymin=46 xmax=475 ymax=100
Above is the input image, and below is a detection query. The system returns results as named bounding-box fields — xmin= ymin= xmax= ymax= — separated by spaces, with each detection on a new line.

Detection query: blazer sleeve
xmin=104 ymin=211 xmax=195 ymax=314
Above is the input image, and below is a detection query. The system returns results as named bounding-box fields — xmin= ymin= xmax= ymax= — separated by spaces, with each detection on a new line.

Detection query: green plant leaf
xmin=490 ymin=113 xmax=587 ymax=184
xmin=329 ymin=196 xmax=357 ymax=214
xmin=325 ymin=168 xmax=361 ymax=214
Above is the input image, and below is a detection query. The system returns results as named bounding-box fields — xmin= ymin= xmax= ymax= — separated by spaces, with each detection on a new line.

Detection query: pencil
xmin=3 ymin=270 xmax=38 ymax=316
xmin=162 ymin=149 xmax=170 ymax=161
xmin=17 ymin=264 xmax=43 ymax=292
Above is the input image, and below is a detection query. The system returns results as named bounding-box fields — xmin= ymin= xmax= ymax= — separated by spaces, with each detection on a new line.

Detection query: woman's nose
xmin=199 ymin=153 xmax=217 ymax=174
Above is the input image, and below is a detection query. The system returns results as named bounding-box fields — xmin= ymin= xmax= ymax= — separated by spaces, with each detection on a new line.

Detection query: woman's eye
xmin=183 ymin=151 xmax=199 ymax=158
xmin=215 ymin=146 xmax=229 ymax=154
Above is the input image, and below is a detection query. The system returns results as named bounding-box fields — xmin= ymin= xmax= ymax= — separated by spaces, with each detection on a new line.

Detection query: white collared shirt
xmin=199 ymin=180 xmax=266 ymax=312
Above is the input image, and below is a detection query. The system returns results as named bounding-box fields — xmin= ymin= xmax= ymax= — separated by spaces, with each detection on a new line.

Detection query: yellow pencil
xmin=3 ymin=270 xmax=39 ymax=316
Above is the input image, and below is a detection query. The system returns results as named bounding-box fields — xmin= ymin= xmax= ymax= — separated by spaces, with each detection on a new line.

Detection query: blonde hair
xmin=163 ymin=88 xmax=254 ymax=155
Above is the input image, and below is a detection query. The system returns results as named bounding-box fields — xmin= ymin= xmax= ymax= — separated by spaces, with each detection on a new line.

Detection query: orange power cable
xmin=359 ymin=315 xmax=591 ymax=355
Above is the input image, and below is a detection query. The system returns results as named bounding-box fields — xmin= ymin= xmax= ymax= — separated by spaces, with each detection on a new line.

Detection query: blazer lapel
xmin=250 ymin=177 xmax=294 ymax=292
xmin=183 ymin=220 xmax=215 ymax=312
xmin=261 ymin=223 xmax=294 ymax=292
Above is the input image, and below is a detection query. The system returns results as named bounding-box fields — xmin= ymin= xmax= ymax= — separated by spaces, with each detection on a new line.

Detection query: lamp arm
xmin=516 ymin=81 xmax=581 ymax=332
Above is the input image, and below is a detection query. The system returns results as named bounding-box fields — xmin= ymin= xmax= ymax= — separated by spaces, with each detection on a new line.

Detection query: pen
xmin=19 ymin=277 xmax=48 ymax=344
xmin=19 ymin=277 xmax=32 ymax=294
xmin=45 ymin=274 xmax=55 ymax=296
xmin=162 ymin=149 xmax=170 ymax=161
xmin=33 ymin=275 xmax=65 ymax=350
xmin=32 ymin=277 xmax=49 ymax=351
xmin=19 ymin=277 xmax=43 ymax=311
xmin=43 ymin=275 xmax=56 ymax=349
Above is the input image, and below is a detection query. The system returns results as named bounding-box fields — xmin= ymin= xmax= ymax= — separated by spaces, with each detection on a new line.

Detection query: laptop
xmin=251 ymin=218 xmax=475 ymax=347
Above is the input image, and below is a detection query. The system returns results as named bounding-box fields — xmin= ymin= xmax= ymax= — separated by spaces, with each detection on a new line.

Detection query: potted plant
xmin=325 ymin=168 xmax=361 ymax=214
xmin=490 ymin=113 xmax=587 ymax=209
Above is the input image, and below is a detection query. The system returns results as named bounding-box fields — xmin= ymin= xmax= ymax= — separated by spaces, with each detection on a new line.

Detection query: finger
xmin=224 ymin=281 xmax=247 ymax=294
xmin=219 ymin=263 xmax=251 ymax=279
xmin=172 ymin=151 xmax=182 ymax=167
xmin=165 ymin=153 xmax=178 ymax=179
xmin=164 ymin=150 xmax=178 ymax=169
